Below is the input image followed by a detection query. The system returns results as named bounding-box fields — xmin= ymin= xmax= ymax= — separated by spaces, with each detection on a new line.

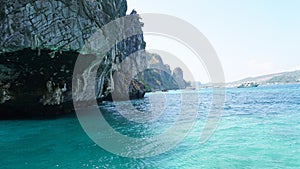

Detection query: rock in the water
xmin=101 ymin=73 xmax=146 ymax=101
xmin=0 ymin=0 xmax=146 ymax=118
xmin=0 ymin=0 xmax=187 ymax=118
xmin=172 ymin=67 xmax=187 ymax=89
xmin=0 ymin=49 xmax=78 ymax=118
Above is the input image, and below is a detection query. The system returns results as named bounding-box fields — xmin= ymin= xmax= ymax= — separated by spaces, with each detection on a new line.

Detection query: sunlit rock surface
xmin=0 ymin=0 xmax=186 ymax=118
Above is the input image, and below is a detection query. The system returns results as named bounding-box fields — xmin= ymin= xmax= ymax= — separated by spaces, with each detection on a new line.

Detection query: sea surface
xmin=1 ymin=84 xmax=300 ymax=168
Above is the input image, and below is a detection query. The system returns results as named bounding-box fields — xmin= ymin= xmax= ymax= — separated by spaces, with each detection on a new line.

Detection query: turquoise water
xmin=1 ymin=84 xmax=300 ymax=168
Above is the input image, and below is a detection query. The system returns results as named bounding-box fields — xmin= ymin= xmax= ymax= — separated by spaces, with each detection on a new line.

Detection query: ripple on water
xmin=1 ymin=84 xmax=300 ymax=168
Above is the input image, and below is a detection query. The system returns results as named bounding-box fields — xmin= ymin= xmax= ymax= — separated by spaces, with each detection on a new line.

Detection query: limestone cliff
xmin=0 ymin=0 xmax=186 ymax=118
xmin=134 ymin=52 xmax=187 ymax=91
xmin=172 ymin=67 xmax=187 ymax=89
xmin=0 ymin=0 xmax=146 ymax=118
xmin=0 ymin=0 xmax=128 ymax=53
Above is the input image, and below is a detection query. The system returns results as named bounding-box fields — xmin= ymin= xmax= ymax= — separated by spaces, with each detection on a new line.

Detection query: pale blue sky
xmin=127 ymin=0 xmax=300 ymax=82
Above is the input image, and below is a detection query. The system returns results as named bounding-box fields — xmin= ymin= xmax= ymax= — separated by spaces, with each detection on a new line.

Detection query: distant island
xmin=227 ymin=70 xmax=300 ymax=88
xmin=190 ymin=70 xmax=300 ymax=89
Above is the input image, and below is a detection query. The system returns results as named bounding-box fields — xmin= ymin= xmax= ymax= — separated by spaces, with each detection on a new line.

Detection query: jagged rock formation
xmin=0 ymin=0 xmax=146 ymax=118
xmin=172 ymin=67 xmax=187 ymax=89
xmin=136 ymin=52 xmax=187 ymax=91
xmin=111 ymin=50 xmax=187 ymax=92
xmin=0 ymin=0 xmax=186 ymax=118
xmin=0 ymin=0 xmax=128 ymax=53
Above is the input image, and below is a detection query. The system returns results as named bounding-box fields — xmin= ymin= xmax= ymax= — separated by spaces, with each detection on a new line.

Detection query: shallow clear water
xmin=1 ymin=84 xmax=300 ymax=168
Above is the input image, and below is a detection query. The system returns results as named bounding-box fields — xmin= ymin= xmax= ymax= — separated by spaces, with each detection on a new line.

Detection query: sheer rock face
xmin=118 ymin=51 xmax=187 ymax=92
xmin=0 ymin=0 xmax=187 ymax=118
xmin=137 ymin=53 xmax=186 ymax=91
xmin=0 ymin=0 xmax=128 ymax=53
xmin=172 ymin=67 xmax=187 ymax=89
xmin=0 ymin=0 xmax=147 ymax=118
